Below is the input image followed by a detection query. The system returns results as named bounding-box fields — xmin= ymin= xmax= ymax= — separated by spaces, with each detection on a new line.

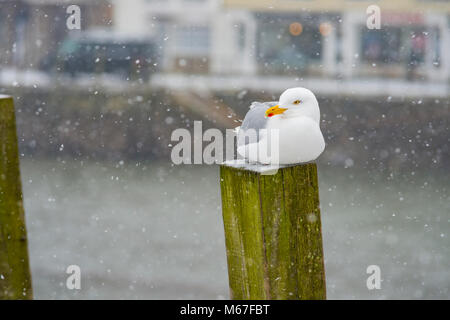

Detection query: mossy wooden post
xmin=220 ymin=162 xmax=326 ymax=300
xmin=0 ymin=95 xmax=33 ymax=299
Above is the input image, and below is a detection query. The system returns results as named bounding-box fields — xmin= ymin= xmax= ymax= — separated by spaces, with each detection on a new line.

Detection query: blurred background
xmin=0 ymin=0 xmax=448 ymax=299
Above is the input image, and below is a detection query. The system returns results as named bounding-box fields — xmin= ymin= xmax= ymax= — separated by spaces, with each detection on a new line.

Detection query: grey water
xmin=21 ymin=159 xmax=449 ymax=299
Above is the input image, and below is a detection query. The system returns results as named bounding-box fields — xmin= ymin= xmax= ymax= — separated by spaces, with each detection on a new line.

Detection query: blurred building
xmin=223 ymin=0 xmax=450 ymax=82
xmin=113 ymin=0 xmax=255 ymax=75
xmin=1 ymin=0 xmax=448 ymax=93
xmin=0 ymin=0 xmax=112 ymax=69
xmin=113 ymin=0 xmax=450 ymax=84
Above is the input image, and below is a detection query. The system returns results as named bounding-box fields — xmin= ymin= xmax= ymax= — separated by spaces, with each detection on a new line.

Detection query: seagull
xmin=236 ymin=87 xmax=325 ymax=165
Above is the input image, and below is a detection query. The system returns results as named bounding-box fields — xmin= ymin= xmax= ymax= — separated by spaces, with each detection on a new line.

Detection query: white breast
xmin=237 ymin=116 xmax=325 ymax=165
xmin=265 ymin=116 xmax=325 ymax=164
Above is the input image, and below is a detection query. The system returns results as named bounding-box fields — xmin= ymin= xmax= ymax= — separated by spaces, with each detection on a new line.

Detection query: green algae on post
xmin=0 ymin=95 xmax=33 ymax=299
xmin=220 ymin=162 xmax=326 ymax=300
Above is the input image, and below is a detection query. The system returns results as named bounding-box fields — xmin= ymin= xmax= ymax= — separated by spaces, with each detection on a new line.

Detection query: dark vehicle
xmin=43 ymin=31 xmax=160 ymax=81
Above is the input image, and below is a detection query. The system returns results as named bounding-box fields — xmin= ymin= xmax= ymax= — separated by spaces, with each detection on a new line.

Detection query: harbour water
xmin=21 ymin=158 xmax=449 ymax=299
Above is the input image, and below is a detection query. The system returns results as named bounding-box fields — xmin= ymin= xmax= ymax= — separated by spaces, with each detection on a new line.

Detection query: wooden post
xmin=0 ymin=95 xmax=33 ymax=299
xmin=220 ymin=162 xmax=326 ymax=300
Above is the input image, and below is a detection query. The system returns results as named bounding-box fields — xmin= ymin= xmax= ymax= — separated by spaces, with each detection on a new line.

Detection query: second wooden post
xmin=220 ymin=163 xmax=326 ymax=300
xmin=0 ymin=95 xmax=33 ymax=299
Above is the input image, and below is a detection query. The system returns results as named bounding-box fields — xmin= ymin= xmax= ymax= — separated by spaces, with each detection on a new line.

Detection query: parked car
xmin=42 ymin=31 xmax=160 ymax=81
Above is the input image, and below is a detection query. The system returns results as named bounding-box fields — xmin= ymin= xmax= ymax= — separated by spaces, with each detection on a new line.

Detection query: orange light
xmin=289 ymin=22 xmax=303 ymax=36
xmin=319 ymin=22 xmax=332 ymax=36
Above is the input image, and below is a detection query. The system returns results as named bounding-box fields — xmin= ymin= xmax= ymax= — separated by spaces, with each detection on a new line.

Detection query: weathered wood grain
xmin=0 ymin=96 xmax=33 ymax=299
xmin=220 ymin=163 xmax=326 ymax=300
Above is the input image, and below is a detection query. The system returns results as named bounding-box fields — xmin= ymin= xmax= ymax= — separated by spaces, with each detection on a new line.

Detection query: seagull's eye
xmin=293 ymin=100 xmax=301 ymax=105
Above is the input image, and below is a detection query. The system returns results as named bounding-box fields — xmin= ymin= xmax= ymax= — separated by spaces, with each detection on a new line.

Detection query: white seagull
xmin=236 ymin=87 xmax=325 ymax=165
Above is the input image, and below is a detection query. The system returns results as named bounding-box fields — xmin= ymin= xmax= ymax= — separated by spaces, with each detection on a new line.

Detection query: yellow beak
xmin=265 ymin=105 xmax=288 ymax=117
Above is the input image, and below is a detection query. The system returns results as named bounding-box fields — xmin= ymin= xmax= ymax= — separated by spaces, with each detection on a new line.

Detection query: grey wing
xmin=238 ymin=101 xmax=277 ymax=147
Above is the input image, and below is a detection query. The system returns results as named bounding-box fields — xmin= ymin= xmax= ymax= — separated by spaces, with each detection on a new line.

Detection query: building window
xmin=360 ymin=26 xmax=430 ymax=66
xmin=176 ymin=26 xmax=210 ymax=56
xmin=256 ymin=17 xmax=323 ymax=75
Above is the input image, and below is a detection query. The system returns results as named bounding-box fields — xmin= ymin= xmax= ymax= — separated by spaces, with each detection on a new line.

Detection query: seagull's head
xmin=265 ymin=87 xmax=320 ymax=123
